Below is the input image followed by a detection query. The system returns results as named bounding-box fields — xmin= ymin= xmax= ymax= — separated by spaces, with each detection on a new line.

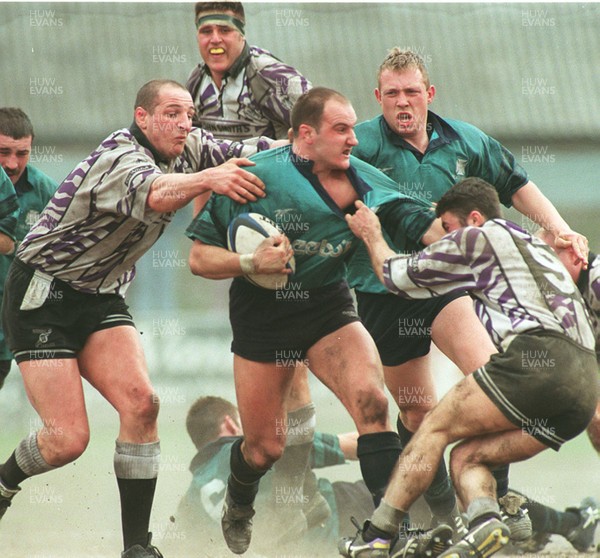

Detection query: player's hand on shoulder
xmin=253 ymin=234 xmax=294 ymax=275
xmin=205 ymin=158 xmax=266 ymax=204
xmin=555 ymin=230 xmax=589 ymax=269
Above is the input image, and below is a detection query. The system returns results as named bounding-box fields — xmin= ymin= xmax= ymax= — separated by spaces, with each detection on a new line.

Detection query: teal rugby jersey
xmin=186 ymin=145 xmax=436 ymax=291
xmin=178 ymin=432 xmax=346 ymax=544
xmin=0 ymin=164 xmax=57 ymax=360
xmin=349 ymin=111 xmax=529 ymax=294
xmin=354 ymin=112 xmax=528 ymax=207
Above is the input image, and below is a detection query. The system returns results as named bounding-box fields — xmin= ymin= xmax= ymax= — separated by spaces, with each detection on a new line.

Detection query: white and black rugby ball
xmin=227 ymin=212 xmax=295 ymax=289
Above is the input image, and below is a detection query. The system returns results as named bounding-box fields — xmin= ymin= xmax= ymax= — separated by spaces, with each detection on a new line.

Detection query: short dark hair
xmin=291 ymin=87 xmax=350 ymax=136
xmin=436 ymin=178 xmax=502 ymax=221
xmin=0 ymin=107 xmax=34 ymax=140
xmin=134 ymin=79 xmax=188 ymax=113
xmin=186 ymin=396 xmax=240 ymax=450
xmin=194 ymin=2 xmax=245 ymax=22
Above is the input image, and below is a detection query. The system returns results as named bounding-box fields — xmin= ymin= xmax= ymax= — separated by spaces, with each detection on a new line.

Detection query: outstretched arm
xmin=345 ymin=201 xmax=396 ymax=285
xmin=147 ymin=158 xmax=266 ymax=213
xmin=512 ymin=180 xmax=588 ymax=268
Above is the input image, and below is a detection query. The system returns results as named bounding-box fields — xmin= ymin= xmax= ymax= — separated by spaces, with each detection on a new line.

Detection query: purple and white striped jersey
xmin=578 ymin=253 xmax=600 ymax=362
xmin=16 ymin=126 xmax=269 ymax=296
xmin=187 ymin=45 xmax=311 ymax=141
xmin=383 ymin=219 xmax=595 ymax=352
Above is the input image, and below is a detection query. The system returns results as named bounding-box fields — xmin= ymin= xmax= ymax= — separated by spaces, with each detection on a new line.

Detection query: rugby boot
xmin=390 ymin=524 xmax=454 ymax=557
xmin=498 ymin=492 xmax=532 ymax=542
xmin=338 ymin=519 xmax=391 ymax=557
xmin=121 ymin=533 xmax=164 ymax=557
xmin=565 ymin=497 xmax=600 ymax=552
xmin=221 ymin=487 xmax=255 ymax=554
xmin=431 ymin=504 xmax=469 ymax=543
xmin=438 ymin=517 xmax=510 ymax=558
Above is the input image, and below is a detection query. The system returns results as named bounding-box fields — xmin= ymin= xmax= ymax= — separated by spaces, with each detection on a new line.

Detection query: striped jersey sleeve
xmin=383 ymin=219 xmax=596 ymax=351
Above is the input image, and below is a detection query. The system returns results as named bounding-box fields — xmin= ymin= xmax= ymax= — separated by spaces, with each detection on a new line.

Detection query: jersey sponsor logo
xmin=291 ymin=238 xmax=353 ymax=258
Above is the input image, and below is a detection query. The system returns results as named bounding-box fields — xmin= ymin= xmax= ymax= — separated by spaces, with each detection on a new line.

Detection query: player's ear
xmin=297 ymin=123 xmax=314 ymax=143
xmin=375 ymin=88 xmax=382 ymax=104
xmin=468 ymin=210 xmax=486 ymax=226
xmin=427 ymin=84 xmax=436 ymax=104
xmin=134 ymin=106 xmax=149 ymax=130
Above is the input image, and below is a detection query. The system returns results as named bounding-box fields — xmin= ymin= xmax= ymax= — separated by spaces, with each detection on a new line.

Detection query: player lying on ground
xmin=339 ymin=177 xmax=598 ymax=558
xmin=177 ymin=394 xmax=375 ymax=556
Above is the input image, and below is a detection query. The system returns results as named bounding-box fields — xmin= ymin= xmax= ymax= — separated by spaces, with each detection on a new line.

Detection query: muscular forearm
xmin=147 ymin=173 xmax=212 ymax=213
xmin=511 ymin=181 xmax=570 ymax=233
xmin=189 ymin=242 xmax=246 ymax=280
xmin=363 ymin=232 xmax=396 ymax=285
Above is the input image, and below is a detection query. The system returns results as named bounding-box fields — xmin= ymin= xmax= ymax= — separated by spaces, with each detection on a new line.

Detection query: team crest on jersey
xmin=25 ymin=210 xmax=42 ymax=227
xmin=455 ymin=158 xmax=467 ymax=177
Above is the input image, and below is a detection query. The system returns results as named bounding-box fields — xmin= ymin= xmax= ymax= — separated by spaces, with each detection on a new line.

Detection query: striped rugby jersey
xmin=187 ymin=44 xmax=311 ymax=141
xmin=16 ymin=126 xmax=269 ymax=296
xmin=383 ymin=218 xmax=595 ymax=352
xmin=578 ymin=253 xmax=600 ymax=362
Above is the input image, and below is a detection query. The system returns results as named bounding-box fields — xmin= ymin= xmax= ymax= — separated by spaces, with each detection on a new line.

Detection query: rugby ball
xmin=227 ymin=212 xmax=295 ymax=289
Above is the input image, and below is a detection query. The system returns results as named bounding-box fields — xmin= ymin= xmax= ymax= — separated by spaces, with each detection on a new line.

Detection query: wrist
xmin=239 ymin=253 xmax=256 ymax=274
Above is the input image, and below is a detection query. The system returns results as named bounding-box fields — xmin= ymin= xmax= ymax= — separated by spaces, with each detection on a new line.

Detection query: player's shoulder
xmin=248 ymin=45 xmax=284 ymax=71
xmin=442 ymin=116 xmax=490 ymax=142
xmin=350 ymin=154 xmax=395 ymax=186
xmin=355 ymin=116 xmax=384 ymax=144
xmin=25 ymin=164 xmax=59 ymax=192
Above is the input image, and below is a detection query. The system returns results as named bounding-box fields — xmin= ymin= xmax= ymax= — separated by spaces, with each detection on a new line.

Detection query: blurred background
xmin=0 ymin=2 xmax=599 ymax=556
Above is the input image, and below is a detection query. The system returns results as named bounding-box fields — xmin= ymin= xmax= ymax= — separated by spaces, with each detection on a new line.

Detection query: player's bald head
xmin=291 ymin=87 xmax=351 ymax=136
xmin=134 ymin=80 xmax=189 ymax=114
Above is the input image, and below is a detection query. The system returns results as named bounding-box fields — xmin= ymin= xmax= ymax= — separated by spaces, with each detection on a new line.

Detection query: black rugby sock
xmin=0 ymin=452 xmax=29 ymax=489
xmin=524 ymin=500 xmax=580 ymax=536
xmin=492 ymin=465 xmax=510 ymax=498
xmin=117 ymin=477 xmax=157 ymax=550
xmin=357 ymin=431 xmax=402 ymax=506
xmin=228 ymin=438 xmax=267 ymax=506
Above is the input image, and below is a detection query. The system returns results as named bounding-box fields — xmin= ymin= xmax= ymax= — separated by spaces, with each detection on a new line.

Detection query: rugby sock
xmin=114 ymin=440 xmax=160 ymax=550
xmin=228 ymin=438 xmax=267 ymax=506
xmin=465 ymin=497 xmax=501 ymax=528
xmin=271 ymin=404 xmax=315 ymax=510
xmin=1 ymin=433 xmax=57 ymax=488
xmin=0 ymin=453 xmax=29 ymax=489
xmin=523 ymin=500 xmax=579 ymax=536
xmin=492 ymin=465 xmax=510 ymax=498
xmin=365 ymin=499 xmax=407 ymax=541
xmin=396 ymin=416 xmax=456 ymax=517
xmin=357 ymin=431 xmax=402 ymax=506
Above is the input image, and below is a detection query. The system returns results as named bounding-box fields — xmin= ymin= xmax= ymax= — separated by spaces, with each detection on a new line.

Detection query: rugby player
xmin=187 ymin=1 xmax=311 ymax=141
xmin=340 ymin=178 xmax=598 ymax=558
xmin=0 ymin=107 xmax=58 ymax=389
xmin=0 ymin=79 xmax=273 ymax=558
xmin=348 ymin=48 xmax=589 ymax=538
xmin=177 ymin=395 xmax=375 ymax=555
xmin=186 ymin=87 xmax=447 ymax=555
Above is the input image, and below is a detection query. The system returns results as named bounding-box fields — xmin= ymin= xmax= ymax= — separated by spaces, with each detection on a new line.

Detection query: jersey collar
xmin=129 ymin=121 xmax=169 ymax=165
xmin=289 ymin=146 xmax=372 ymax=217
xmin=14 ymin=166 xmax=33 ymax=194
